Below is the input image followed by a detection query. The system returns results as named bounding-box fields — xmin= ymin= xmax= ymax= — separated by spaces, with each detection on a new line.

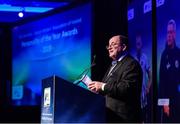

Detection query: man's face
xmin=136 ymin=36 xmax=142 ymax=51
xmin=107 ymin=36 xmax=123 ymax=60
xmin=167 ymin=24 xmax=176 ymax=47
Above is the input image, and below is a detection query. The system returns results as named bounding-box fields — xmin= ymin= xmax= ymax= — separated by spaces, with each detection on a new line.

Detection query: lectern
xmin=41 ymin=75 xmax=105 ymax=123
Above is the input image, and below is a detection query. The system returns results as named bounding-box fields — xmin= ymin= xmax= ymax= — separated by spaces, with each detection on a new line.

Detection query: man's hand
xmin=163 ymin=105 xmax=170 ymax=117
xmin=146 ymin=80 xmax=151 ymax=94
xmin=88 ymin=81 xmax=104 ymax=93
xmin=146 ymin=86 xmax=150 ymax=95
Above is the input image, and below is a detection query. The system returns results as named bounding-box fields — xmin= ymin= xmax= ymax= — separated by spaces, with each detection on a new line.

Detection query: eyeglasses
xmin=106 ymin=43 xmax=120 ymax=50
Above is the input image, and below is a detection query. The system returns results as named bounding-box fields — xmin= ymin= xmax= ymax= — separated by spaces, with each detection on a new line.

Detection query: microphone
xmin=74 ymin=55 xmax=96 ymax=85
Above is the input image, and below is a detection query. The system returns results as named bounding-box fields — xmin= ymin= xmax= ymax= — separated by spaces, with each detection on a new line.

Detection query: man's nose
xmin=108 ymin=47 xmax=113 ymax=50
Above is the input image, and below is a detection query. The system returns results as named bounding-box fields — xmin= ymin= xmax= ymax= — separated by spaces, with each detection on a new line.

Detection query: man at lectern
xmin=88 ymin=35 xmax=142 ymax=122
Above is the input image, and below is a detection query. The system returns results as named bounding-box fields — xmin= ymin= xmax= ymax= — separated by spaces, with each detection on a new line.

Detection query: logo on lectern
xmin=44 ymin=87 xmax=51 ymax=107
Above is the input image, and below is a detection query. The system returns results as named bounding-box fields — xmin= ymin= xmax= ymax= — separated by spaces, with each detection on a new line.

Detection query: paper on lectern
xmin=81 ymin=74 xmax=92 ymax=86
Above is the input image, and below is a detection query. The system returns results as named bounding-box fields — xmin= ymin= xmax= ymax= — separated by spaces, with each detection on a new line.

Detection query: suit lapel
xmin=102 ymin=65 xmax=112 ymax=82
xmin=102 ymin=55 xmax=129 ymax=83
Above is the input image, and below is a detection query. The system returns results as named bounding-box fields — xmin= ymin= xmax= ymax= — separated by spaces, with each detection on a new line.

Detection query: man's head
xmin=136 ymin=34 xmax=142 ymax=52
xmin=167 ymin=19 xmax=176 ymax=49
xmin=106 ymin=35 xmax=128 ymax=60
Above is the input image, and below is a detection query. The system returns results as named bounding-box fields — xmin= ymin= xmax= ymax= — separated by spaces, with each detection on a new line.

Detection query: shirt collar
xmin=111 ymin=52 xmax=128 ymax=65
xmin=118 ymin=54 xmax=126 ymax=62
xmin=118 ymin=51 xmax=128 ymax=62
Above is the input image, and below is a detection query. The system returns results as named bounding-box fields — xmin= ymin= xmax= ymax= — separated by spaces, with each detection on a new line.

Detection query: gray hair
xmin=168 ymin=19 xmax=176 ymax=31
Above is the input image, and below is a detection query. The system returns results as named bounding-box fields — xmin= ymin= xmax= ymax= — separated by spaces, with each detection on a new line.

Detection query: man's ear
xmin=174 ymin=31 xmax=176 ymax=39
xmin=122 ymin=44 xmax=127 ymax=51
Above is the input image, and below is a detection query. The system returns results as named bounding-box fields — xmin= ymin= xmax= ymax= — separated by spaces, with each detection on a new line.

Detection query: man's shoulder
xmin=123 ymin=54 xmax=140 ymax=65
xmin=176 ymin=47 xmax=180 ymax=58
xmin=126 ymin=54 xmax=138 ymax=61
xmin=175 ymin=46 xmax=180 ymax=52
xmin=161 ymin=49 xmax=167 ymax=57
xmin=122 ymin=55 xmax=142 ymax=73
xmin=141 ymin=53 xmax=148 ymax=59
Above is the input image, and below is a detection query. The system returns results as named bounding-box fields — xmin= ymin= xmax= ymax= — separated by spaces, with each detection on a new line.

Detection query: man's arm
xmin=146 ymin=69 xmax=152 ymax=94
xmin=159 ymin=52 xmax=170 ymax=116
xmin=103 ymin=61 xmax=142 ymax=99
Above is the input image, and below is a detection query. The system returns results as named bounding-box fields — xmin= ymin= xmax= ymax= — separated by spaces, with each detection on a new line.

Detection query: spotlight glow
xmin=18 ymin=12 xmax=24 ymax=18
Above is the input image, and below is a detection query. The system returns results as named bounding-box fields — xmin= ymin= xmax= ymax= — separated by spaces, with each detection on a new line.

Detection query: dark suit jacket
xmin=102 ymin=54 xmax=142 ymax=122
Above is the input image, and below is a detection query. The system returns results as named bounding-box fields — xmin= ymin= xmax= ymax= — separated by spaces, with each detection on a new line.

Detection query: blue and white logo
xmin=12 ymin=85 xmax=23 ymax=100
xmin=144 ymin=0 xmax=152 ymax=14
xmin=44 ymin=87 xmax=51 ymax=107
xmin=128 ymin=8 xmax=134 ymax=21
xmin=156 ymin=0 xmax=165 ymax=7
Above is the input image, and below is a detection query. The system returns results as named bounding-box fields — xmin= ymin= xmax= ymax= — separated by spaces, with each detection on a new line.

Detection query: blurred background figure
xmin=135 ymin=34 xmax=152 ymax=122
xmin=159 ymin=19 xmax=180 ymax=122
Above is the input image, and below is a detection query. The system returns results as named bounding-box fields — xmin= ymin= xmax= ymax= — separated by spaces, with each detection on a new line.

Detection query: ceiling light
xmin=0 ymin=4 xmax=53 ymax=13
xmin=18 ymin=11 xmax=24 ymax=18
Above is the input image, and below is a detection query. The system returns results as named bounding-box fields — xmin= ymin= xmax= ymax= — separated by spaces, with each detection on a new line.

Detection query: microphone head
xmin=91 ymin=62 xmax=96 ymax=67
xmin=92 ymin=55 xmax=96 ymax=65
xmin=93 ymin=55 xmax=96 ymax=59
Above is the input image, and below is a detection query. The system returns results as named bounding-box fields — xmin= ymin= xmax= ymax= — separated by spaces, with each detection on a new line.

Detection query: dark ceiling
xmin=0 ymin=0 xmax=80 ymax=23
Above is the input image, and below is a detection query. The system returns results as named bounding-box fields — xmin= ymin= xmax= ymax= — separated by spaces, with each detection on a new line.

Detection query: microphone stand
xmin=74 ymin=55 xmax=96 ymax=85
xmin=74 ymin=63 xmax=95 ymax=85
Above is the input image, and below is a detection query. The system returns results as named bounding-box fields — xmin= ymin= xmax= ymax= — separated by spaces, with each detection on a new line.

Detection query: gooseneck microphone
xmin=74 ymin=55 xmax=96 ymax=85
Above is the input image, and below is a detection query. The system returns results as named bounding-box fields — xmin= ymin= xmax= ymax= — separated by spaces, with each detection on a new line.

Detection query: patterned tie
xmin=107 ymin=60 xmax=117 ymax=76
